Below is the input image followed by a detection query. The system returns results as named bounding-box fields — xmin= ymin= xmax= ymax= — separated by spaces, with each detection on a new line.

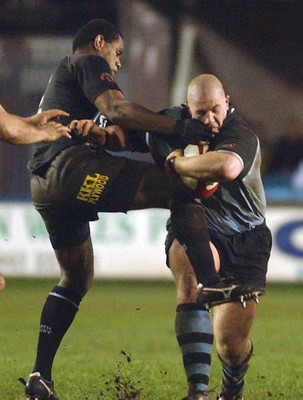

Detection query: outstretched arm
xmin=95 ymin=90 xmax=176 ymax=133
xmin=94 ymin=90 xmax=214 ymax=145
xmin=0 ymin=105 xmax=71 ymax=144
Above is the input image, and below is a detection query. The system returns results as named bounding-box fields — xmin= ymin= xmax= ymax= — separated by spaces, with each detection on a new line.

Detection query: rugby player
xmin=161 ymin=74 xmax=272 ymax=400
xmin=21 ymin=18 xmax=217 ymax=400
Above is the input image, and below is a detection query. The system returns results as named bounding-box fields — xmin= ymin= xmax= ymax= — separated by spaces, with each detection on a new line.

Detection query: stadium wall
xmin=0 ymin=203 xmax=302 ymax=282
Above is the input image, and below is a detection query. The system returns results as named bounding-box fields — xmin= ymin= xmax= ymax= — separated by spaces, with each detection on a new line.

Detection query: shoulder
xmin=69 ymin=54 xmax=110 ymax=70
xmin=214 ymin=108 xmax=259 ymax=166
xmin=219 ymin=108 xmax=257 ymax=145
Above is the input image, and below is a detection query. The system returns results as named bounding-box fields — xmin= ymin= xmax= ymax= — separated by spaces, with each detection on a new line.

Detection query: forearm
xmin=0 ymin=112 xmax=46 ymax=144
xmin=110 ymin=100 xmax=176 ymax=132
xmin=95 ymin=95 xmax=176 ymax=133
xmin=173 ymin=152 xmax=241 ymax=182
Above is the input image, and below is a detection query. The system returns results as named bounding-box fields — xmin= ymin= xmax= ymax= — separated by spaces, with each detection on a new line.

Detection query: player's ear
xmin=183 ymin=102 xmax=192 ymax=118
xmin=94 ymin=35 xmax=105 ymax=51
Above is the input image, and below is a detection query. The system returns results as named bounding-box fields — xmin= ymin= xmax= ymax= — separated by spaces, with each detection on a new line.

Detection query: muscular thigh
xmin=57 ymin=146 xmax=156 ymax=214
xmin=31 ymin=146 xmax=159 ymax=243
xmin=32 ymin=145 xmax=155 ymax=217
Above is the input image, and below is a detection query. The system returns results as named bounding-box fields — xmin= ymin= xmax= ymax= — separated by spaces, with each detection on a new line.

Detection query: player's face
xmin=99 ymin=36 xmax=124 ymax=76
xmin=188 ymin=94 xmax=229 ymax=134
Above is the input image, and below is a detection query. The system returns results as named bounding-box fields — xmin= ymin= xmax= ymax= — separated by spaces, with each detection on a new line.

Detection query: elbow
xmin=108 ymin=111 xmax=126 ymax=125
xmin=104 ymin=102 xmax=128 ymax=124
xmin=219 ymin=161 xmax=241 ymax=181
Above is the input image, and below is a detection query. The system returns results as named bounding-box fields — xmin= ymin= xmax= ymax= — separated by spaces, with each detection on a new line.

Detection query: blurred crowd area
xmin=1 ymin=0 xmax=303 ymax=203
xmin=254 ymin=117 xmax=303 ymax=203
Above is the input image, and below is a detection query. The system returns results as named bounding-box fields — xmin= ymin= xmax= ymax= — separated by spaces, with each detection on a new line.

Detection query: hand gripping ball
xmin=180 ymin=144 xmax=219 ymax=199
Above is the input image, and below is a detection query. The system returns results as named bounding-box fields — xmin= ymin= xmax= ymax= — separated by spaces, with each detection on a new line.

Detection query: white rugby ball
xmin=180 ymin=144 xmax=219 ymax=199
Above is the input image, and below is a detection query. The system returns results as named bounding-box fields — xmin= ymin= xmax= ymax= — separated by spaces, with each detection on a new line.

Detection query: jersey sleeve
xmin=213 ymin=113 xmax=258 ymax=179
xmin=70 ymin=55 xmax=123 ymax=104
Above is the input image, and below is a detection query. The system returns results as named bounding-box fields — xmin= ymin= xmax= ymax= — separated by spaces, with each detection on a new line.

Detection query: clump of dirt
xmin=100 ymin=350 xmax=144 ymax=399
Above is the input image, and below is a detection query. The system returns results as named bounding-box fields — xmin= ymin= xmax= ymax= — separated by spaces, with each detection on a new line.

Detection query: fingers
xmin=68 ymin=119 xmax=79 ymax=130
xmin=165 ymin=149 xmax=183 ymax=177
xmin=104 ymin=125 xmax=127 ymax=150
xmin=69 ymin=120 xmax=127 ymax=150
xmin=60 ymin=127 xmax=72 ymax=139
xmin=166 ymin=149 xmax=183 ymax=161
xmin=25 ymin=109 xmax=70 ymax=127
xmin=88 ymin=127 xmax=107 ymax=146
xmin=40 ymin=109 xmax=70 ymax=122
xmin=42 ymin=122 xmax=71 ymax=141
xmin=69 ymin=119 xmax=97 ymax=137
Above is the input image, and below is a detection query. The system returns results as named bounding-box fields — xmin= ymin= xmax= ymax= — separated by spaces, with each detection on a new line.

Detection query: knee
xmin=217 ymin=336 xmax=252 ymax=366
xmin=217 ymin=342 xmax=243 ymax=365
xmin=56 ymin=239 xmax=94 ymax=297
xmin=61 ymin=268 xmax=94 ymax=297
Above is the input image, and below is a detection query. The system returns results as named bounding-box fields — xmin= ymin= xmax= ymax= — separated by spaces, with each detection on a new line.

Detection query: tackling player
xmin=0 ymin=105 xmax=71 ymax=294
xmin=21 ymin=18 xmax=216 ymax=400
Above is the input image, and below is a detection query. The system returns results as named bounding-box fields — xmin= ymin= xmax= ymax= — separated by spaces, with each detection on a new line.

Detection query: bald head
xmin=187 ymin=74 xmax=225 ymax=103
xmin=186 ymin=74 xmax=229 ymax=134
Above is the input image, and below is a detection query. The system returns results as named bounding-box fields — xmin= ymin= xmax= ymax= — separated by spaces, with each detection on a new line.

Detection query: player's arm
xmin=95 ymin=89 xmax=175 ymax=132
xmin=94 ymin=90 xmax=214 ymax=143
xmin=167 ymin=150 xmax=243 ymax=182
xmin=0 ymin=106 xmax=71 ymax=144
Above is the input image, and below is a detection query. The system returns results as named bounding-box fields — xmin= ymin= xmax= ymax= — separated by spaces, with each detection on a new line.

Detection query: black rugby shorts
xmin=31 ymin=145 xmax=152 ymax=250
xmin=165 ymin=221 xmax=272 ymax=287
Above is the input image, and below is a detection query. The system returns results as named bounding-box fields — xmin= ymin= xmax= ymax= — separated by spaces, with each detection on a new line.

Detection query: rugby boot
xmin=19 ymin=372 xmax=58 ymax=400
xmin=182 ymin=391 xmax=210 ymax=400
xmin=197 ymin=277 xmax=264 ymax=309
xmin=217 ymin=383 xmax=244 ymax=400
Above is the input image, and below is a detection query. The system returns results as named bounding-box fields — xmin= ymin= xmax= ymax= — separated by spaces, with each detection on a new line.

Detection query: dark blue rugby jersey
xmin=203 ymin=109 xmax=266 ymax=235
xmin=28 ymin=54 xmax=122 ymax=174
xmin=150 ymin=106 xmax=267 ymax=235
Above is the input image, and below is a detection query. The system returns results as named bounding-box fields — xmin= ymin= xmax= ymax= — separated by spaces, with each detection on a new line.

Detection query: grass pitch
xmin=0 ymin=279 xmax=303 ymax=399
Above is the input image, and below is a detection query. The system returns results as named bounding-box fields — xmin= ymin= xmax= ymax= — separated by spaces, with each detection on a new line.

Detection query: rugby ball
xmin=180 ymin=144 xmax=219 ymax=199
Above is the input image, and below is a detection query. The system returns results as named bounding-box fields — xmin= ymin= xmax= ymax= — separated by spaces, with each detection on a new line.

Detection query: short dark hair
xmin=72 ymin=19 xmax=123 ymax=53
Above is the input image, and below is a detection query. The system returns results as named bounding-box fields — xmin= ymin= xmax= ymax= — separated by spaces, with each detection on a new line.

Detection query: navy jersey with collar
xmin=28 ymin=54 xmax=122 ymax=174
xmin=204 ymin=108 xmax=266 ymax=235
xmin=149 ymin=105 xmax=267 ymax=236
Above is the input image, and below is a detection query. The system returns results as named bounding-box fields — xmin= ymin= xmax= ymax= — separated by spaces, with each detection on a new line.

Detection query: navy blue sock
xmin=219 ymin=342 xmax=253 ymax=395
xmin=175 ymin=303 xmax=214 ymax=394
xmin=32 ymin=286 xmax=82 ymax=380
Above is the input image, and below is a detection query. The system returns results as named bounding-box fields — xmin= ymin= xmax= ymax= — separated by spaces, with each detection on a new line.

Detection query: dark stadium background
xmin=0 ymin=0 xmax=303 ymax=200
